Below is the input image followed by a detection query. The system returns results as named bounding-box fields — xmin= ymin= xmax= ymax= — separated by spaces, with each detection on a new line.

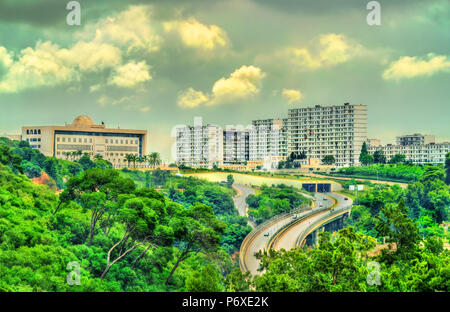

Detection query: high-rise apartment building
xmin=249 ymin=119 xmax=288 ymax=161
xmin=21 ymin=115 xmax=147 ymax=167
xmin=287 ymin=103 xmax=367 ymax=167
xmin=175 ymin=117 xmax=223 ymax=168
xmin=223 ymin=127 xmax=250 ymax=165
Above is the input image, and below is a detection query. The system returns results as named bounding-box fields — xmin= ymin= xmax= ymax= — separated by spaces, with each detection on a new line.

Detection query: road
xmin=271 ymin=192 xmax=353 ymax=251
xmin=241 ymin=193 xmax=333 ymax=276
xmin=233 ymin=184 xmax=255 ymax=218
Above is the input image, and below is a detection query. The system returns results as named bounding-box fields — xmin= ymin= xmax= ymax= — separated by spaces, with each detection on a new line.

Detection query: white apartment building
xmin=175 ymin=117 xmax=223 ymax=168
xmin=368 ymin=142 xmax=450 ymax=165
xmin=250 ymin=119 xmax=288 ymax=161
xmin=223 ymin=127 xmax=250 ymax=164
xmin=287 ymin=103 xmax=367 ymax=167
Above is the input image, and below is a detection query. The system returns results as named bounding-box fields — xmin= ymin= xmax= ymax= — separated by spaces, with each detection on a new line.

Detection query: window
xmin=26 ymin=129 xmax=30 ymax=134
xmin=115 ymin=139 xmax=118 ymax=144
xmin=26 ymin=138 xmax=29 ymax=142
xmin=38 ymin=129 xmax=41 ymax=134
xmin=105 ymin=139 xmax=108 ymax=144
xmin=68 ymin=138 xmax=71 ymax=142
xmin=38 ymin=138 xmax=41 ymax=142
xmin=121 ymin=140 xmax=123 ymax=144
xmin=62 ymin=138 xmax=66 ymax=142
xmin=57 ymin=137 xmax=60 ymax=142
xmin=89 ymin=138 xmax=92 ymax=143
xmin=125 ymin=140 xmax=128 ymax=144
xmin=34 ymin=129 xmax=37 ymax=134
xmin=84 ymin=138 xmax=87 ymax=143
xmin=79 ymin=138 xmax=82 ymax=143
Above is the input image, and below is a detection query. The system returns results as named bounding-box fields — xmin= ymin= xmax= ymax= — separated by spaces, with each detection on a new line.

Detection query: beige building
xmin=288 ymin=103 xmax=367 ymax=167
xmin=21 ymin=115 xmax=147 ymax=167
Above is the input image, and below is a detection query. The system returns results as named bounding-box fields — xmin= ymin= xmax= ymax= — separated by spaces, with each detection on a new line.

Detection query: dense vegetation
xmin=333 ymin=163 xmax=427 ymax=182
xmin=245 ymin=184 xmax=311 ymax=224
xmin=1 ymin=140 xmax=448 ymax=292
xmin=0 ymin=137 xmax=113 ymax=188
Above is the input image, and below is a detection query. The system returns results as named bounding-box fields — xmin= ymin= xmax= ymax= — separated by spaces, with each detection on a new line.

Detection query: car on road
xmin=292 ymin=215 xmax=297 ymax=220
xmin=264 ymin=231 xmax=270 ymax=237
xmin=344 ymin=197 xmax=349 ymax=201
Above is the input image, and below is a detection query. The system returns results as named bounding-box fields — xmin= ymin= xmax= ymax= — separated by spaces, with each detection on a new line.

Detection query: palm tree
xmin=137 ymin=156 xmax=144 ymax=168
xmin=147 ymin=152 xmax=161 ymax=169
xmin=124 ymin=154 xmax=134 ymax=168
xmin=131 ymin=154 xmax=138 ymax=169
xmin=76 ymin=149 xmax=83 ymax=160
xmin=64 ymin=152 xmax=71 ymax=160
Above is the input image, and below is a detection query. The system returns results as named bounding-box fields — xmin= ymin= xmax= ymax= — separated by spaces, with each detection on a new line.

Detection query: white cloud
xmin=210 ymin=65 xmax=266 ymax=105
xmin=382 ymin=53 xmax=450 ymax=80
xmin=177 ymin=88 xmax=210 ymax=108
xmin=0 ymin=6 xmax=161 ymax=94
xmin=177 ymin=65 xmax=266 ymax=108
xmin=109 ymin=61 xmax=152 ymax=88
xmin=0 ymin=42 xmax=75 ymax=93
xmin=164 ymin=17 xmax=228 ymax=51
xmin=274 ymin=33 xmax=364 ymax=71
xmin=282 ymin=88 xmax=303 ymax=104
xmin=0 ymin=47 xmax=13 ymax=69
xmin=78 ymin=5 xmax=161 ymax=53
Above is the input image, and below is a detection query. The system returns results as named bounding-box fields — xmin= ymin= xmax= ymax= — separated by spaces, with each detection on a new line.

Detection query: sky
xmin=0 ymin=0 xmax=449 ymax=162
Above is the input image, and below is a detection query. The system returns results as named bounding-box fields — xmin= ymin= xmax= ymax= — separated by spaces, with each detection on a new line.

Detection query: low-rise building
xmin=21 ymin=115 xmax=148 ymax=167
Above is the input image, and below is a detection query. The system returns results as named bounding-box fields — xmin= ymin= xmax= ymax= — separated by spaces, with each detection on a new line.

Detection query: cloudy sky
xmin=0 ymin=0 xmax=449 ymax=162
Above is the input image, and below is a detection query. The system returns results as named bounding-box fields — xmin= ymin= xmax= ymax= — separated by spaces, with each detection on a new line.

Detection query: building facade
xmin=223 ymin=127 xmax=250 ymax=165
xmin=396 ymin=133 xmax=435 ymax=146
xmin=287 ymin=103 xmax=367 ymax=167
xmin=249 ymin=118 xmax=288 ymax=161
xmin=21 ymin=115 xmax=147 ymax=167
xmin=175 ymin=117 xmax=223 ymax=168
xmin=368 ymin=142 xmax=450 ymax=165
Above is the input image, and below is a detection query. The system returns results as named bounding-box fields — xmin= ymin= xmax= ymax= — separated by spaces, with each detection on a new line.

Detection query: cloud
xmin=382 ymin=53 xmax=450 ymax=80
xmin=177 ymin=88 xmax=210 ymax=108
xmin=109 ymin=61 xmax=152 ymax=88
xmin=0 ymin=47 xmax=13 ymax=69
xmin=266 ymin=33 xmax=364 ymax=71
xmin=282 ymin=88 xmax=303 ymax=104
xmin=177 ymin=65 xmax=266 ymax=108
xmin=0 ymin=42 xmax=76 ymax=93
xmin=78 ymin=5 xmax=162 ymax=53
xmin=164 ymin=17 xmax=229 ymax=51
xmin=0 ymin=6 xmax=161 ymax=93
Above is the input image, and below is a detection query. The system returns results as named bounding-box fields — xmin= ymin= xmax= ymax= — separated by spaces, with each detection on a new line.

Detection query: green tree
xmin=359 ymin=141 xmax=369 ymax=164
xmin=389 ymin=154 xmax=406 ymax=164
xmin=360 ymin=154 xmax=374 ymax=166
xmin=445 ymin=152 xmax=450 ymax=185
xmin=375 ymin=201 xmax=421 ymax=261
xmin=321 ymin=155 xmax=336 ymax=165
xmin=0 ymin=145 xmax=24 ymax=173
xmin=100 ymin=196 xmax=159 ymax=279
xmin=373 ymin=150 xmax=387 ymax=164
xmin=166 ymin=203 xmax=226 ymax=285
xmin=226 ymin=174 xmax=234 ymax=189
xmin=185 ymin=264 xmax=225 ymax=292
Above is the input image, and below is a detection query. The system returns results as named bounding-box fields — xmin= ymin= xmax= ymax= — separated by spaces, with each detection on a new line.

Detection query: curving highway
xmin=240 ymin=192 xmax=352 ymax=276
xmin=233 ymin=184 xmax=255 ymax=218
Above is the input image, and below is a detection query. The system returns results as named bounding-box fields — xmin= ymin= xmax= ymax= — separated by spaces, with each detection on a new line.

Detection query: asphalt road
xmin=233 ymin=184 xmax=255 ymax=217
xmin=242 ymin=193 xmax=333 ymax=276
xmin=271 ymin=192 xmax=353 ymax=251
